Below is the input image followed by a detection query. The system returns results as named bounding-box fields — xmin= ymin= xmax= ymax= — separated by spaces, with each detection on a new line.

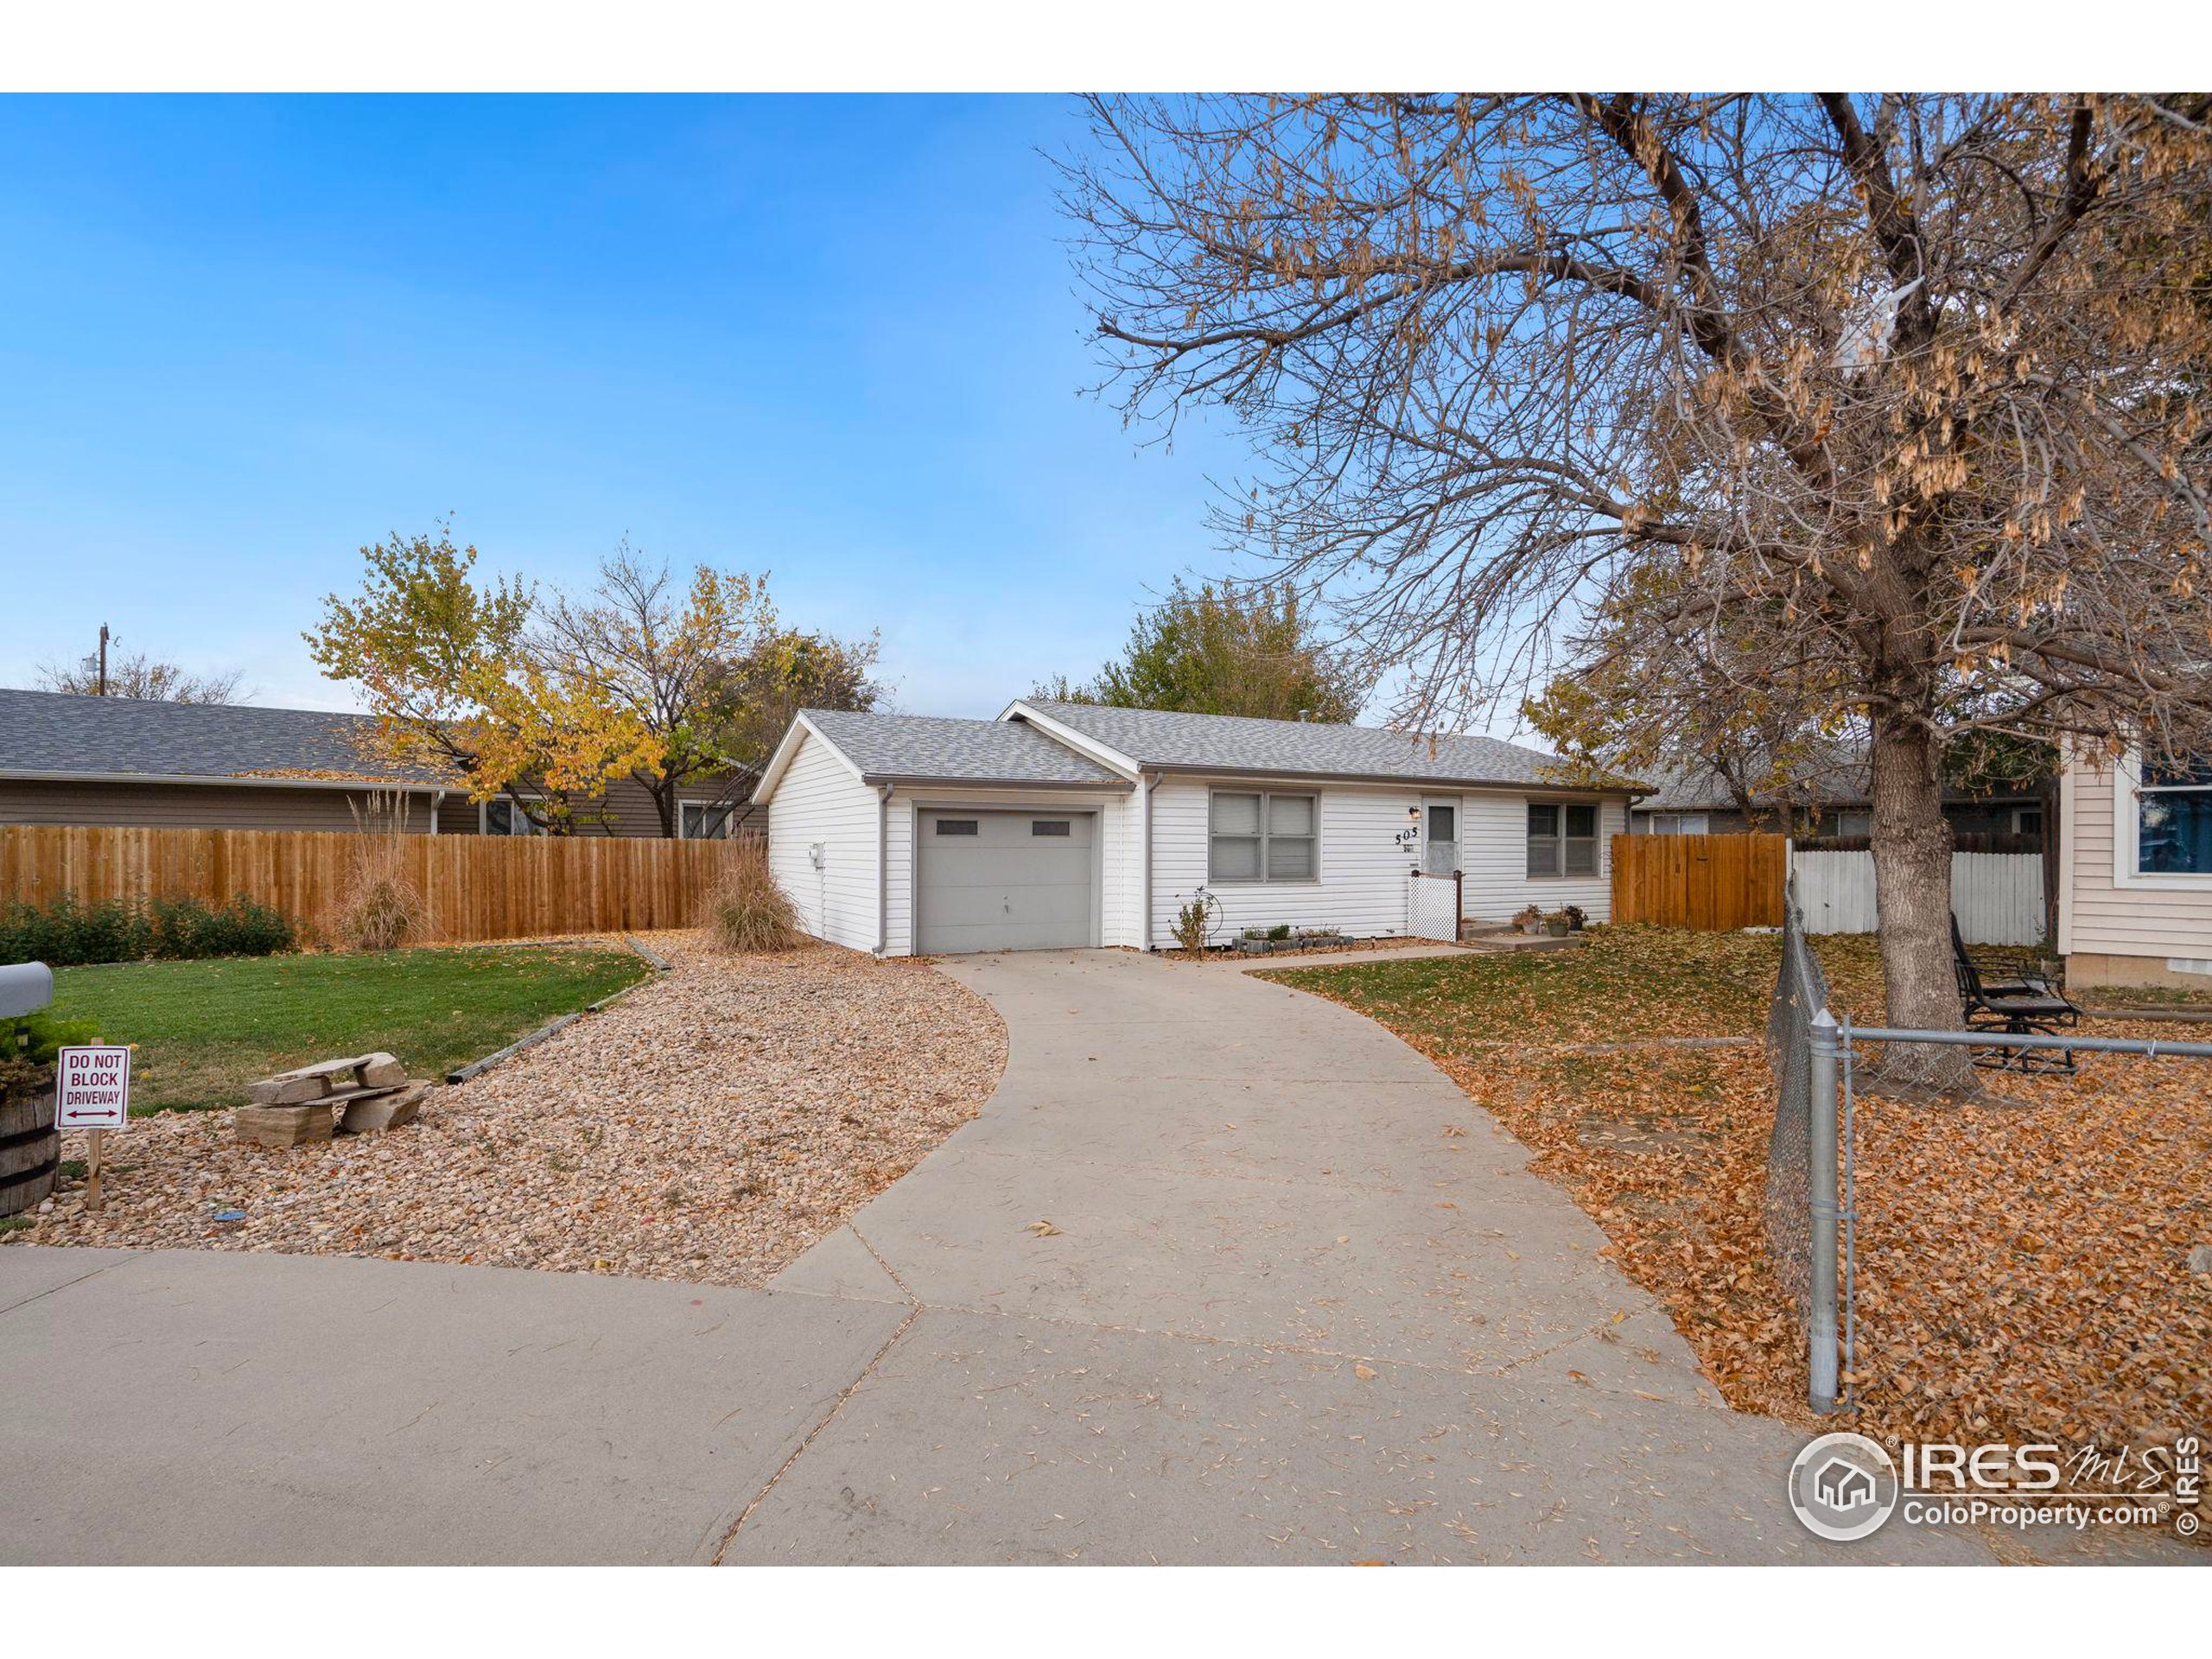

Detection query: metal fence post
xmin=1807 ymin=1007 xmax=1841 ymax=1414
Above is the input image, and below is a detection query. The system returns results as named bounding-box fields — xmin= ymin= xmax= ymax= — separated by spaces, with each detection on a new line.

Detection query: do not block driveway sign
xmin=56 ymin=1046 xmax=131 ymax=1130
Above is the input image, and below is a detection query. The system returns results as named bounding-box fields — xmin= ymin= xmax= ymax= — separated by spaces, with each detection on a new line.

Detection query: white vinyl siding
xmin=2061 ymin=756 xmax=2212 ymax=961
xmin=1461 ymin=795 xmax=1623 ymax=925
xmin=1149 ymin=780 xmax=1627 ymax=948
xmin=1152 ymin=780 xmax=1416 ymax=946
xmin=764 ymin=730 xmax=880 ymax=952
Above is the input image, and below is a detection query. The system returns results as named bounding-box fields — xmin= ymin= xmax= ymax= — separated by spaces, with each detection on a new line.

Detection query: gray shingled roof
xmin=1635 ymin=748 xmax=1872 ymax=813
xmin=802 ymin=709 xmax=1130 ymax=786
xmin=1018 ymin=700 xmax=1618 ymax=791
xmin=0 ymin=687 xmax=446 ymax=785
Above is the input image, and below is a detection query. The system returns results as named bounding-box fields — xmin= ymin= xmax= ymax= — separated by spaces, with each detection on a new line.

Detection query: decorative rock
xmin=2190 ymin=1244 xmax=2212 ymax=1275
xmin=337 ymin=1083 xmax=432 ymax=1135
xmin=357 ymin=1054 xmax=408 ymax=1089
xmin=234 ymin=1103 xmax=336 ymax=1148
xmin=247 ymin=1075 xmax=329 ymax=1105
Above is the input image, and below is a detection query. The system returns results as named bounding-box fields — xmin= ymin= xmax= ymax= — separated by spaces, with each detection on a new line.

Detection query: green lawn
xmin=1262 ymin=925 xmax=1888 ymax=1046
xmin=49 ymin=944 xmax=653 ymax=1113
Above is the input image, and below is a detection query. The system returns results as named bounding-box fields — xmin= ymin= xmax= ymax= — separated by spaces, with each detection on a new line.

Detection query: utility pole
xmin=98 ymin=624 xmax=113 ymax=696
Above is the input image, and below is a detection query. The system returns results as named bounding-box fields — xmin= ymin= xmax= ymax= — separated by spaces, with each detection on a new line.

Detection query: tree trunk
xmin=1866 ymin=710 xmax=1974 ymax=1090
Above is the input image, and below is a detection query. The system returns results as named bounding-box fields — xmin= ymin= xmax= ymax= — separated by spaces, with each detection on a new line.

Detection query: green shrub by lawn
xmin=0 ymin=892 xmax=297 ymax=966
xmin=48 ymin=944 xmax=653 ymax=1113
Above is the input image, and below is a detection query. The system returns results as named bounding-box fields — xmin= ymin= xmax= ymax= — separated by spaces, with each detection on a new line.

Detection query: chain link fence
xmin=1840 ymin=1027 xmax=2212 ymax=1449
xmin=1766 ymin=890 xmax=2211 ymax=1454
xmin=1764 ymin=877 xmax=1834 ymax=1355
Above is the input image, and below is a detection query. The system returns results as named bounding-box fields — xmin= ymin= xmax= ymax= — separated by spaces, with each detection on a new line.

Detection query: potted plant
xmin=1562 ymin=905 xmax=1587 ymax=932
xmin=1542 ymin=909 xmax=1573 ymax=937
xmin=1513 ymin=904 xmax=1544 ymax=936
xmin=2 ymin=1010 xmax=95 ymax=1222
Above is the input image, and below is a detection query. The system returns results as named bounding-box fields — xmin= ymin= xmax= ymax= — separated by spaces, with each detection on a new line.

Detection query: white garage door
xmin=917 ymin=809 xmax=1096 ymax=953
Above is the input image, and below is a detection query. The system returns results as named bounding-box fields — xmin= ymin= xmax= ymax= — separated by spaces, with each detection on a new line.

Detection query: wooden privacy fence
xmin=0 ymin=824 xmax=741 ymax=944
xmin=1610 ymin=833 xmax=1788 ymax=931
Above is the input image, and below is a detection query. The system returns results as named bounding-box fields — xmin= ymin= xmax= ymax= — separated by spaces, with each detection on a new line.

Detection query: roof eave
xmin=0 ymin=767 xmax=448 ymax=792
xmin=859 ymin=772 xmax=1135 ymax=791
xmin=1140 ymin=760 xmax=1637 ymax=794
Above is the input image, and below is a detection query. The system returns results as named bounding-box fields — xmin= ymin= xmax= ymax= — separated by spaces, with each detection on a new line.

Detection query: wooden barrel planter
xmin=0 ymin=1083 xmax=59 ymax=1217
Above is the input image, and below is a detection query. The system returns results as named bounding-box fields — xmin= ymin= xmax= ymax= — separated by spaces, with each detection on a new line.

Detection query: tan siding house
xmin=0 ymin=688 xmax=751 ymax=840
xmin=2058 ymin=751 xmax=2212 ymax=989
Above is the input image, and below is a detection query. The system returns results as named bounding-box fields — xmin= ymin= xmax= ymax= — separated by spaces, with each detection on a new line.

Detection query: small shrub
xmin=700 ymin=842 xmax=803 ymax=952
xmin=1267 ymin=923 xmax=1292 ymax=941
xmin=149 ymin=893 xmax=296 ymax=959
xmin=333 ymin=791 xmax=429 ymax=952
xmin=1172 ymin=897 xmax=1214 ymax=955
xmin=0 ymin=893 xmax=294 ymax=966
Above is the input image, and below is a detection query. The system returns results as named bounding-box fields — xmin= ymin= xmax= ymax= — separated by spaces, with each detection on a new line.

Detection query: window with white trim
xmin=1647 ymin=812 xmax=1708 ymax=836
xmin=680 ymin=801 xmax=734 ymax=840
xmin=1528 ymin=803 xmax=1599 ymax=876
xmin=481 ymin=798 xmax=537 ymax=836
xmin=1208 ymin=790 xmax=1318 ymax=883
xmin=2137 ymin=758 xmax=2212 ymax=875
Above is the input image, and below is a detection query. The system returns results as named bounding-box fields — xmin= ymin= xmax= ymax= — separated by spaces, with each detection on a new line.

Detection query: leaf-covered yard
xmin=1268 ymin=929 xmax=2212 ymax=1459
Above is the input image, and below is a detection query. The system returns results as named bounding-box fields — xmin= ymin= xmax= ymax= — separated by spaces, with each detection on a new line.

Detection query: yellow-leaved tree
xmin=306 ymin=526 xmax=664 ymax=830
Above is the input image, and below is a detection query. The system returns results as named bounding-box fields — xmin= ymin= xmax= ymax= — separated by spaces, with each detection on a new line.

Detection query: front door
xmin=1422 ymin=798 xmax=1459 ymax=875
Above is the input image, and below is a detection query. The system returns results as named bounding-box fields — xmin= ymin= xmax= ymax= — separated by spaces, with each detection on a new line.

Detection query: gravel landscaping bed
xmin=5 ymin=934 xmax=1006 ymax=1287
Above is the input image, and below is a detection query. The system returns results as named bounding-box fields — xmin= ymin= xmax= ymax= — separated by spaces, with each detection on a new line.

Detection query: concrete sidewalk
xmin=1 ymin=949 xmax=1992 ymax=1564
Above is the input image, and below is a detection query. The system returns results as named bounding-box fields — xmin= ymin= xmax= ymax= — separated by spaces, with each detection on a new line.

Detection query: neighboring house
xmin=2057 ymin=748 xmax=2212 ymax=990
xmin=1630 ymin=756 xmax=2046 ymax=840
xmin=0 ymin=687 xmax=749 ymax=838
xmin=753 ymin=698 xmax=1637 ymax=955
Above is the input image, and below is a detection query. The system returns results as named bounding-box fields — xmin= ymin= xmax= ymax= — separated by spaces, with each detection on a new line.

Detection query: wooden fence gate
xmin=1609 ymin=833 xmax=1788 ymax=931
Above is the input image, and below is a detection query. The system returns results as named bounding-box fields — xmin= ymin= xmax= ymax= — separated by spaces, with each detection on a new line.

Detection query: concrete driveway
xmin=0 ymin=948 xmax=1988 ymax=1564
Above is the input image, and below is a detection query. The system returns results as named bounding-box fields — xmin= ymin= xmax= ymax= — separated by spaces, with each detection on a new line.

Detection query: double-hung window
xmin=2137 ymin=758 xmax=2212 ymax=875
xmin=1209 ymin=791 xmax=1318 ymax=883
xmin=1527 ymin=803 xmax=1599 ymax=877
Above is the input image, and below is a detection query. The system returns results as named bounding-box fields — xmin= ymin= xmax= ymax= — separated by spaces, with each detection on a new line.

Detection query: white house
xmin=2057 ymin=747 xmax=2212 ymax=989
xmin=752 ymin=699 xmax=1637 ymax=956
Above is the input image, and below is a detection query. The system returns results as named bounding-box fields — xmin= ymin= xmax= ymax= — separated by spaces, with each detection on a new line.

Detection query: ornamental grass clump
xmin=700 ymin=840 xmax=803 ymax=953
xmin=332 ymin=791 xmax=429 ymax=953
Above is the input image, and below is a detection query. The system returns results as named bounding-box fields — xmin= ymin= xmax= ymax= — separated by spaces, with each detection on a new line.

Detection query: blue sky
xmin=0 ymin=95 xmax=1245 ymax=715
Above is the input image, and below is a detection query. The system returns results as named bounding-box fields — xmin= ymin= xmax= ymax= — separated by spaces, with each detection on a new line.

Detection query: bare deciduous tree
xmin=528 ymin=541 xmax=779 ymax=837
xmin=1068 ymin=93 xmax=2212 ymax=1082
xmin=38 ymin=649 xmax=246 ymax=703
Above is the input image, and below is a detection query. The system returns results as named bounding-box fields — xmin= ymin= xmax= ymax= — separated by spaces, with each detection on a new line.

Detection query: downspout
xmin=429 ymin=789 xmax=444 ymax=836
xmin=876 ymin=782 xmax=893 ymax=957
xmin=1141 ymin=771 xmax=1159 ymax=950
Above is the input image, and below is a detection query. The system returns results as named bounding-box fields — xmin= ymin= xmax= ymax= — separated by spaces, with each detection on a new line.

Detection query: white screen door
xmin=1423 ymin=800 xmax=1458 ymax=875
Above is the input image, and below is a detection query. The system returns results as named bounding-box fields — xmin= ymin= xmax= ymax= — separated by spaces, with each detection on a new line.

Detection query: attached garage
xmin=753 ymin=709 xmax=1135 ymax=957
xmin=916 ymin=809 xmax=1096 ymax=953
